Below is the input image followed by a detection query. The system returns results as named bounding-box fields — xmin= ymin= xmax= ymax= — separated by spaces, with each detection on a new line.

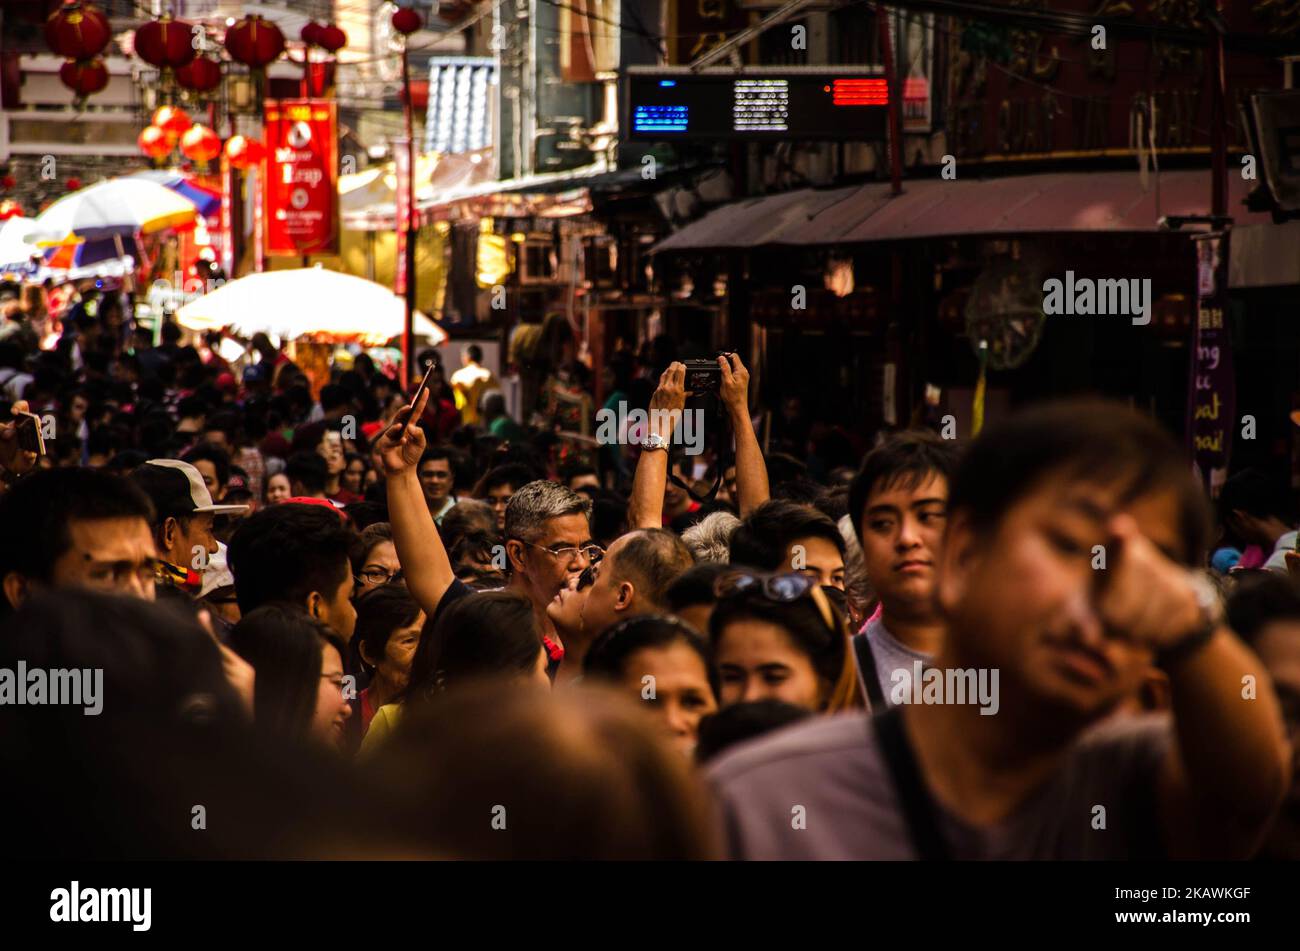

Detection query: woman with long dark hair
xmin=228 ymin=604 xmax=353 ymax=750
xmin=584 ymin=615 xmax=718 ymax=757
xmin=359 ymin=591 xmax=549 ymax=754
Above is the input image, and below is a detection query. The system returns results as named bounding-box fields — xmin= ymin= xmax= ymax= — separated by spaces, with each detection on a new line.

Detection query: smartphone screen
xmin=15 ymin=411 xmax=45 ymax=456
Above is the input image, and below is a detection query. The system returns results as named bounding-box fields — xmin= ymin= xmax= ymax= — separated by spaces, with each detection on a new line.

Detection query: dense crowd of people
xmin=0 ymin=282 xmax=1296 ymax=860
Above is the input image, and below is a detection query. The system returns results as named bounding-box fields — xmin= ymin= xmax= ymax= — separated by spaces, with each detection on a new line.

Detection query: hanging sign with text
xmin=264 ymin=99 xmax=339 ymax=257
xmin=1187 ymin=232 xmax=1233 ymax=495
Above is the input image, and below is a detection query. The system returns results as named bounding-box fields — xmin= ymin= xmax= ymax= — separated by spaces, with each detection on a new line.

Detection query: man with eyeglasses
xmin=0 ymin=467 xmax=159 ymax=612
xmin=380 ymin=390 xmax=599 ymax=669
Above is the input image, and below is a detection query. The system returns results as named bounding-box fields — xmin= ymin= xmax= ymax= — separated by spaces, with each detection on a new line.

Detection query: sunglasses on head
xmin=714 ymin=570 xmax=841 ymax=637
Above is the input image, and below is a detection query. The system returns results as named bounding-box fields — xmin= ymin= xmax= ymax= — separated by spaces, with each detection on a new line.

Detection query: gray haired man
xmin=377 ymin=390 xmax=600 ymax=666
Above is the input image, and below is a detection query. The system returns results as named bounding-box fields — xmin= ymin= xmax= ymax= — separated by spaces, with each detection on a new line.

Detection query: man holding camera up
xmin=628 ymin=354 xmax=769 ymax=530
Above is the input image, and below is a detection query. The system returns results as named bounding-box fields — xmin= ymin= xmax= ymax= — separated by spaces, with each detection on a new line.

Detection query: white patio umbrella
xmin=0 ymin=216 xmax=41 ymax=272
xmin=28 ymin=177 xmax=198 ymax=243
xmin=174 ymin=265 xmax=447 ymax=346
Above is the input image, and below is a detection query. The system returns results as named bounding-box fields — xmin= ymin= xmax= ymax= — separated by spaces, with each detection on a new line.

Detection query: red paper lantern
xmin=224 ymin=135 xmax=265 ymax=171
xmin=59 ymin=57 xmax=108 ymax=97
xmin=300 ymin=22 xmax=323 ymax=46
xmin=224 ymin=15 xmax=285 ymax=68
xmin=391 ymin=6 xmax=423 ymax=35
xmin=317 ymin=24 xmax=347 ymax=53
xmin=138 ymin=125 xmax=171 ymax=159
xmin=0 ymin=175 xmax=15 ymax=191
xmin=152 ymin=105 xmax=192 ymax=138
xmin=179 ymin=124 xmax=221 ymax=164
xmin=133 ymin=15 xmax=197 ymax=70
xmin=44 ymin=1 xmax=110 ymax=61
xmin=176 ymin=55 xmax=221 ymax=93
xmin=65 ymin=177 xmax=82 ymax=192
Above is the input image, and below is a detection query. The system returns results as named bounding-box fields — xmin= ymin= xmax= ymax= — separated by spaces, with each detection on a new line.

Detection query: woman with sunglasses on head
xmin=708 ymin=570 xmax=863 ymax=713
xmin=583 ymin=615 xmax=720 ymax=756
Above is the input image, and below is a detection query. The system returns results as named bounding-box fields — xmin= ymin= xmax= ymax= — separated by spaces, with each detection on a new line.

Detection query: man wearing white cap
xmin=130 ymin=459 xmax=249 ymax=596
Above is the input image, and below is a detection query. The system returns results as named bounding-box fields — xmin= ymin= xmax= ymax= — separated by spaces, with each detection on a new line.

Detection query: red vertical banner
xmin=219 ymin=155 xmax=234 ymax=277
xmin=263 ymin=99 xmax=340 ymax=258
xmin=253 ymin=166 xmax=265 ymax=274
xmin=393 ymin=135 xmax=410 ymax=297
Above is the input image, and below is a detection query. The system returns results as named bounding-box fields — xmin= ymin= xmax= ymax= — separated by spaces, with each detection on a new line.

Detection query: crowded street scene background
xmin=0 ymin=0 xmax=1299 ymax=872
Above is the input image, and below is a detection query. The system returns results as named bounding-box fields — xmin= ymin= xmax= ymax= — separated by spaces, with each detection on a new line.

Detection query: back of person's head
xmin=681 ymin=509 xmax=740 ymax=563
xmin=481 ymin=462 xmax=535 ymax=494
xmin=228 ymin=604 xmax=342 ymax=739
xmin=606 ymin=528 xmax=695 ymax=611
xmin=482 ymin=392 xmax=506 ymax=419
xmin=371 ymin=683 xmax=718 ymax=859
xmin=849 ymin=429 xmax=961 ymax=543
xmin=286 ymin=450 xmax=328 ymax=495
xmin=402 ymin=592 xmax=541 ymax=703
xmin=439 ymin=499 xmax=498 ymax=552
xmin=666 ymin=561 xmax=731 ymax=614
xmin=728 ymin=500 xmax=844 ymax=573
xmin=584 ymin=614 xmax=718 ymax=695
xmin=1219 ymin=468 xmax=1296 ymax=527
xmin=1226 ymin=571 xmax=1300 ymax=646
xmin=465 ymin=343 xmax=483 ymax=363
xmin=695 ymin=699 xmax=814 ymax=763
xmin=948 ymin=399 xmax=1210 ymax=566
xmin=227 ymin=502 xmax=352 ymax=614
xmin=0 ymin=467 xmax=153 ymax=613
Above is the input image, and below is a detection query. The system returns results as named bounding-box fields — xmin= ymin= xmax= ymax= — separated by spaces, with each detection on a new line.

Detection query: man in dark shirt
xmin=711 ymin=400 xmax=1292 ymax=860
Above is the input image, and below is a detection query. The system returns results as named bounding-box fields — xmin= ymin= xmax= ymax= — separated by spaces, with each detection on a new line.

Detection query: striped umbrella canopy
xmin=29 ymin=177 xmax=198 ymax=244
xmin=127 ymin=170 xmax=221 ymax=218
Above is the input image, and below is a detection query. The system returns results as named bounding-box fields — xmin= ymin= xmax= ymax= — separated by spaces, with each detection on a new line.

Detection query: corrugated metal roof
xmin=652 ymin=170 xmax=1271 ymax=252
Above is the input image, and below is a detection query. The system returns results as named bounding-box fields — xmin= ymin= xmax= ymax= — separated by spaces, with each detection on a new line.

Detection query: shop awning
xmin=651 ymin=169 xmax=1271 ymax=253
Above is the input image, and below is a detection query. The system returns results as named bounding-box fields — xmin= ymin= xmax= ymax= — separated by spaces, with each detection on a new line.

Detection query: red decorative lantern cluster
xmin=224 ymin=135 xmax=265 ymax=171
xmin=133 ymin=15 xmax=197 ymax=70
xmin=300 ymin=22 xmax=323 ymax=46
xmin=179 ymin=124 xmax=221 ymax=164
xmin=176 ymin=56 xmax=222 ymax=94
xmin=392 ymin=6 xmax=423 ymax=35
xmin=47 ymin=1 xmax=112 ymax=102
xmin=224 ymin=15 xmax=285 ymax=68
xmin=138 ymin=125 xmax=171 ymax=160
xmin=45 ymin=1 xmax=110 ymax=60
xmin=59 ymin=58 xmax=108 ymax=98
xmin=153 ymin=106 xmax=192 ymax=141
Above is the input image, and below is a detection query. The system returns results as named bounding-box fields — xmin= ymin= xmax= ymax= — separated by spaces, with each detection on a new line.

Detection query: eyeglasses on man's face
xmin=515 ymin=540 xmax=604 ymax=565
